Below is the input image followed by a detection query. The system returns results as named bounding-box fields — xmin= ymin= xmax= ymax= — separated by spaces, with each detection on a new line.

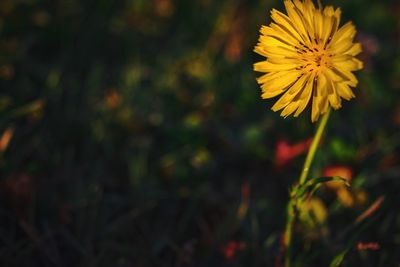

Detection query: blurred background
xmin=0 ymin=0 xmax=399 ymax=266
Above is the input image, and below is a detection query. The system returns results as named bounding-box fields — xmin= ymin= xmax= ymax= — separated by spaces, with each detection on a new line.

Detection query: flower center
xmin=295 ymin=41 xmax=332 ymax=76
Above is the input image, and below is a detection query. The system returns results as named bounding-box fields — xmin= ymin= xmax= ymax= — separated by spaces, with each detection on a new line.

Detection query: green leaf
xmin=306 ymin=176 xmax=351 ymax=188
xmin=293 ymin=176 xmax=350 ymax=200
xmin=329 ymin=251 xmax=347 ymax=267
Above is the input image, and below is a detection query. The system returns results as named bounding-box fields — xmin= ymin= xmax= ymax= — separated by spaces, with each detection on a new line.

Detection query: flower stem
xmin=299 ymin=109 xmax=331 ymax=185
xmin=283 ymin=108 xmax=331 ymax=267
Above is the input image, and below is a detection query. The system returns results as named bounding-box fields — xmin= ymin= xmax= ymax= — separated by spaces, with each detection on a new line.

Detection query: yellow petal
xmin=254 ymin=44 xmax=297 ymax=58
xmin=260 ymin=71 xmax=301 ymax=98
xmin=294 ymin=0 xmax=315 ymax=38
xmin=352 ymin=58 xmax=364 ymax=70
xmin=254 ymin=61 xmax=299 ymax=72
xmin=294 ymin=74 xmax=314 ymax=116
xmin=336 ymin=83 xmax=355 ymax=100
xmin=330 ymin=65 xmax=358 ymax=86
xmin=346 ymin=43 xmax=362 ymax=56
xmin=280 ymin=101 xmax=300 ymax=117
xmin=332 ymin=8 xmax=342 ymax=34
xmin=270 ymin=9 xmax=303 ymax=43
xmin=330 ymin=22 xmax=356 ymax=48
xmin=294 ymin=0 xmax=317 ymax=26
xmin=311 ymin=89 xmax=320 ymax=122
xmin=330 ymin=37 xmax=354 ymax=54
xmin=332 ymin=56 xmax=363 ymax=72
xmin=322 ymin=73 xmax=342 ymax=109
xmin=260 ymin=25 xmax=297 ymax=46
xmin=320 ymin=12 xmax=333 ymax=45
xmin=269 ymin=23 xmax=302 ymax=46
xmin=258 ymin=35 xmax=296 ymax=51
xmin=272 ymin=73 xmax=309 ymax=112
xmin=315 ymin=75 xmax=329 ymax=113
xmin=284 ymin=0 xmax=310 ymax=43
xmin=257 ymin=70 xmax=298 ymax=84
xmin=324 ymin=68 xmax=342 ymax=82
xmin=313 ymin=9 xmax=323 ymax=40
xmin=323 ymin=6 xmax=335 ymax=17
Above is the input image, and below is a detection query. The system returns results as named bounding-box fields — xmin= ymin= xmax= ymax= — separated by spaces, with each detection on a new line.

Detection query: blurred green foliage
xmin=0 ymin=0 xmax=399 ymax=266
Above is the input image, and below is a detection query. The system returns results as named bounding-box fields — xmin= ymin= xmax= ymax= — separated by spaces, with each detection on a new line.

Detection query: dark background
xmin=0 ymin=0 xmax=399 ymax=266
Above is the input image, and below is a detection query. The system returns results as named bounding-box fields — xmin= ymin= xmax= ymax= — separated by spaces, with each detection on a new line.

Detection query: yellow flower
xmin=254 ymin=0 xmax=363 ymax=122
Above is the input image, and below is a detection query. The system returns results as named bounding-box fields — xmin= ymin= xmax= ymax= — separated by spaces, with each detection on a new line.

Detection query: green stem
xmin=283 ymin=200 xmax=295 ymax=267
xmin=283 ymin=108 xmax=331 ymax=267
xmin=299 ymin=108 xmax=331 ymax=185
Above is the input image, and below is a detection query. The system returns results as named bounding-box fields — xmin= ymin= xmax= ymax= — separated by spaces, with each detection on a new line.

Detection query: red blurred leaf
xmin=357 ymin=242 xmax=380 ymax=251
xmin=222 ymin=240 xmax=246 ymax=260
xmin=323 ymin=165 xmax=353 ymax=180
xmin=322 ymin=165 xmax=353 ymax=191
xmin=355 ymin=196 xmax=385 ymax=225
xmin=275 ymin=138 xmax=312 ymax=168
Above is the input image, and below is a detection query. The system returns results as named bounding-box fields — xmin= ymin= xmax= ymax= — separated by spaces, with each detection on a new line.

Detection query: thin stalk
xmin=299 ymin=108 xmax=331 ymax=185
xmin=283 ymin=108 xmax=331 ymax=267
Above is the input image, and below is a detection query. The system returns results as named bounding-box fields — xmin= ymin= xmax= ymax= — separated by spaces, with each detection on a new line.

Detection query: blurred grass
xmin=0 ymin=0 xmax=399 ymax=266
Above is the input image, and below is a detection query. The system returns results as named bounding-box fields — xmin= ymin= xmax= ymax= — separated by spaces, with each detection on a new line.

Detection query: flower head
xmin=254 ymin=0 xmax=363 ymax=122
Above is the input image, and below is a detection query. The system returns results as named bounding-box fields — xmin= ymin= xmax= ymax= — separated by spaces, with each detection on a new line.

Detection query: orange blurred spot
xmin=154 ymin=0 xmax=173 ymax=17
xmin=223 ymin=8 xmax=247 ymax=62
xmin=323 ymin=165 xmax=353 ymax=179
xmin=354 ymin=189 xmax=368 ymax=206
xmin=275 ymin=138 xmax=312 ymax=168
xmin=323 ymin=165 xmax=353 ymax=190
xmin=237 ymin=182 xmax=250 ymax=220
xmin=0 ymin=64 xmax=14 ymax=80
xmin=357 ymin=242 xmax=380 ymax=251
xmin=105 ymin=89 xmax=121 ymax=108
xmin=322 ymin=165 xmax=369 ymax=208
xmin=0 ymin=127 xmax=14 ymax=152
xmin=224 ymin=32 xmax=243 ymax=62
xmin=201 ymin=91 xmax=215 ymax=108
xmin=336 ymin=188 xmax=354 ymax=207
xmin=32 ymin=10 xmax=50 ymax=27
xmin=29 ymin=100 xmax=46 ymax=122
